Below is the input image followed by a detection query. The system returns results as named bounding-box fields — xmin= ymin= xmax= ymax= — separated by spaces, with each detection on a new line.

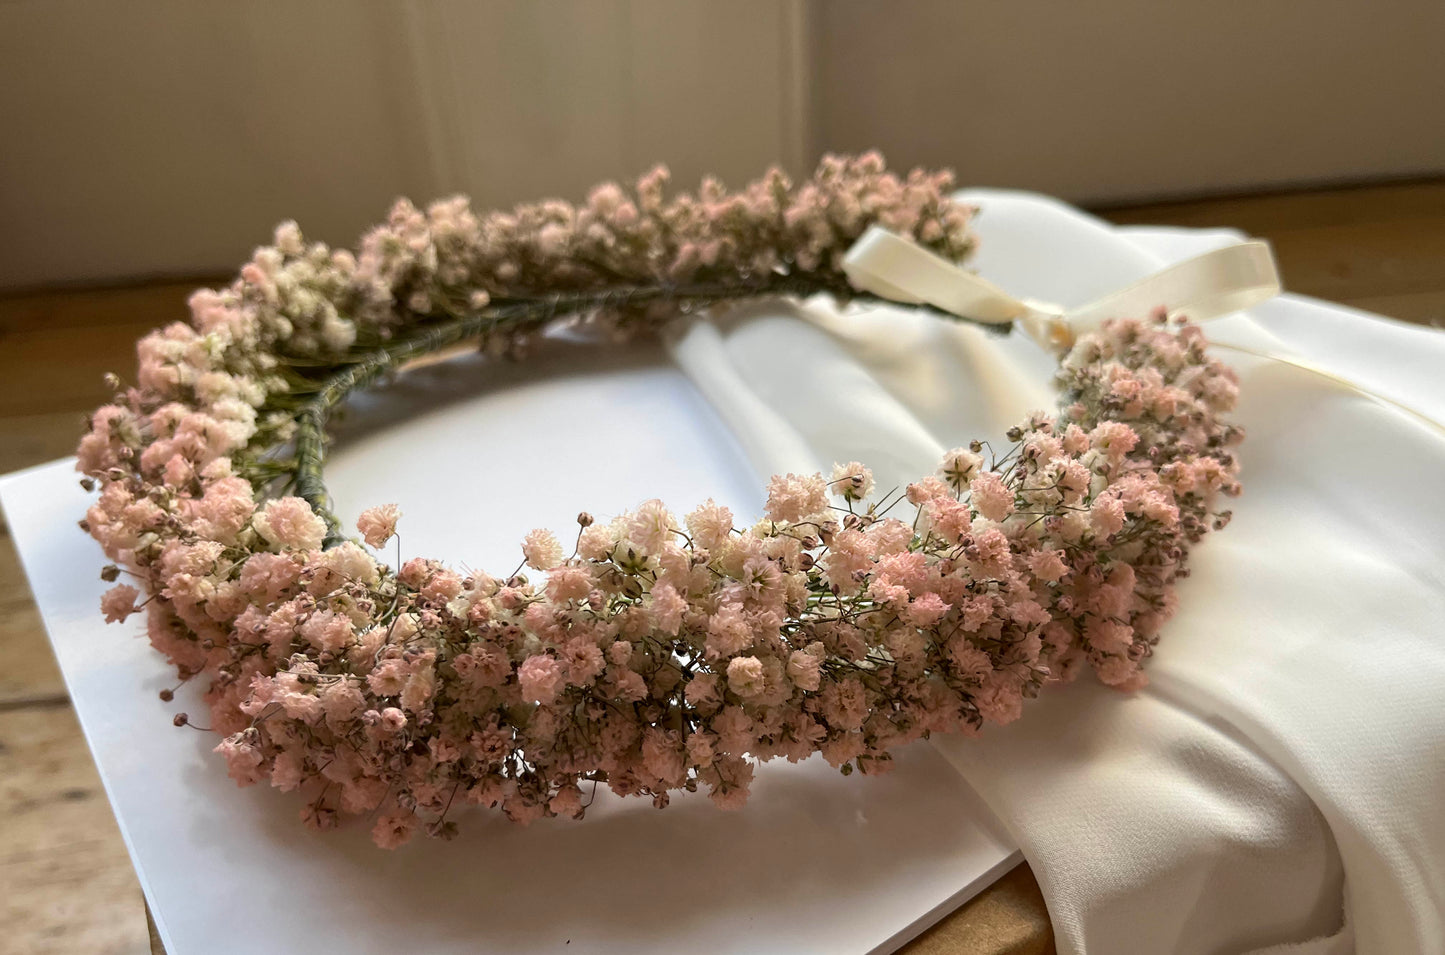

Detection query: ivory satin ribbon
xmin=840 ymin=225 xmax=1445 ymax=435
xmin=841 ymin=224 xmax=1283 ymax=352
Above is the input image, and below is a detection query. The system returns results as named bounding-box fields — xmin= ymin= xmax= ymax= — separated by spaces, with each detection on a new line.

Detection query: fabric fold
xmin=665 ymin=315 xmax=824 ymax=481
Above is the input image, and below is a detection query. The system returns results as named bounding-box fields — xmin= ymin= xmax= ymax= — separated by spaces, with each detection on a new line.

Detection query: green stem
xmin=283 ymin=276 xmax=1000 ymax=546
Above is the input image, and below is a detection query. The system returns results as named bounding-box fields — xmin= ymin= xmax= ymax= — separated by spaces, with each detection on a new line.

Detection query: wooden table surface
xmin=2 ymin=179 xmax=1442 ymax=955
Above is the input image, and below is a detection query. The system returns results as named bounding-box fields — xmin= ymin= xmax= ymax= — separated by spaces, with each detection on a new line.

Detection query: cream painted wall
xmin=0 ymin=1 xmax=809 ymax=287
xmin=2 ymin=1 xmax=1442 ymax=288
xmin=811 ymin=1 xmax=1445 ymax=203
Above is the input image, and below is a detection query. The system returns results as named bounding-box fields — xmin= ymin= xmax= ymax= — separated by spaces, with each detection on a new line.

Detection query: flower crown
xmin=77 ymin=154 xmax=1242 ymax=847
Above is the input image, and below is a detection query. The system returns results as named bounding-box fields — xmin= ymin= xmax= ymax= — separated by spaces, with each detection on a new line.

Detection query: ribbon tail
xmin=842 ymin=226 xmax=1026 ymax=325
xmin=1065 ymin=240 xmax=1282 ymax=335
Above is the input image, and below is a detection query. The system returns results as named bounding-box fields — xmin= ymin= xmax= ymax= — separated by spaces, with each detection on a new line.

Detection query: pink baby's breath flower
xmin=367 ymin=658 xmax=407 ymax=697
xmin=372 ymin=811 xmax=419 ymax=849
xmin=1027 ymin=548 xmax=1069 ymax=582
xmin=1090 ymin=421 xmax=1139 ymax=463
xmin=521 ymin=528 xmax=564 ymax=570
xmin=641 ymin=728 xmax=686 ymax=786
xmin=820 ymin=528 xmax=870 ymax=591
xmin=253 ymin=496 xmax=327 ymax=551
xmin=830 ymin=461 xmax=875 ymax=502
xmin=928 ymin=497 xmax=973 ymax=543
xmin=906 ymin=475 xmax=953 ymax=505
xmin=518 ymin=655 xmax=564 ymax=705
xmin=400 ymin=661 xmax=436 ymax=712
xmin=357 ymin=504 xmax=400 ymax=548
xmin=685 ymin=499 xmax=734 ymax=550
xmin=186 ymin=475 xmax=255 ymax=543
xmin=969 ymin=472 xmax=1015 ymax=523
xmin=1090 ymin=495 xmax=1127 ymax=539
xmin=786 ymin=647 xmax=822 ymax=691
xmin=270 ymin=751 xmax=305 ymax=792
xmin=546 ymin=565 xmax=593 ymax=603
xmin=100 ymin=583 xmax=140 ymax=623
xmin=706 ymin=603 xmax=754 ymax=658
xmin=866 ymin=518 xmax=913 ymax=556
xmin=300 ymin=610 xmax=354 ymax=652
xmin=627 ymin=499 xmax=675 ymax=554
xmin=576 ymin=524 xmax=615 ymax=561
xmin=726 ymin=655 xmax=767 ymax=698
xmin=549 ymin=784 xmax=584 ymax=818
xmin=215 ymin=733 xmax=265 ymax=785
xmin=562 ymin=638 xmax=605 ymax=687
xmin=706 ymin=757 xmax=755 ymax=810
xmin=764 ymin=472 xmax=829 ymax=523
xmin=612 ymin=668 xmax=648 ymax=703
xmin=321 ymin=679 xmax=365 ymax=727
xmin=974 ymin=675 xmax=1024 ymax=725
xmin=648 ymin=582 xmax=687 ymax=635
xmin=940 ymin=448 xmax=983 ymax=489
xmin=1085 ymin=617 xmax=1134 ymax=654
xmin=902 ymin=592 xmax=949 ymax=627
xmin=685 ymin=672 xmax=722 ymax=710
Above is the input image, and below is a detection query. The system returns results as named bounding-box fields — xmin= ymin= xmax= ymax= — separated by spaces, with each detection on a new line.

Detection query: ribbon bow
xmin=841 ymin=225 xmax=1282 ymax=351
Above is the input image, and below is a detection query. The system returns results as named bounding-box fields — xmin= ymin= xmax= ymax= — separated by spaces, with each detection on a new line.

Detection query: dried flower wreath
xmin=77 ymin=155 xmax=1241 ymax=847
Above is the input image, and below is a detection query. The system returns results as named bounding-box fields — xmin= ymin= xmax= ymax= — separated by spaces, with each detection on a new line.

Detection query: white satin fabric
xmin=668 ymin=190 xmax=1445 ymax=954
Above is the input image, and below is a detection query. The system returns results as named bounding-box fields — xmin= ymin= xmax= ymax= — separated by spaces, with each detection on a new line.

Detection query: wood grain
xmin=0 ymin=281 xmax=195 ymax=418
xmin=1101 ymin=179 xmax=1445 ymax=233
xmin=0 ymin=530 xmax=66 ymax=707
xmin=0 ymin=285 xmax=186 ymax=955
xmin=904 ymin=863 xmax=1054 ymax=955
xmin=0 ymin=705 xmax=150 ymax=955
xmin=1103 ymin=178 xmax=1445 ymax=327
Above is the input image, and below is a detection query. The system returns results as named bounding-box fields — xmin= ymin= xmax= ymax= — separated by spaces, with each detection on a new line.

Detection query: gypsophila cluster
xmin=76 ymin=155 xmax=1241 ymax=847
